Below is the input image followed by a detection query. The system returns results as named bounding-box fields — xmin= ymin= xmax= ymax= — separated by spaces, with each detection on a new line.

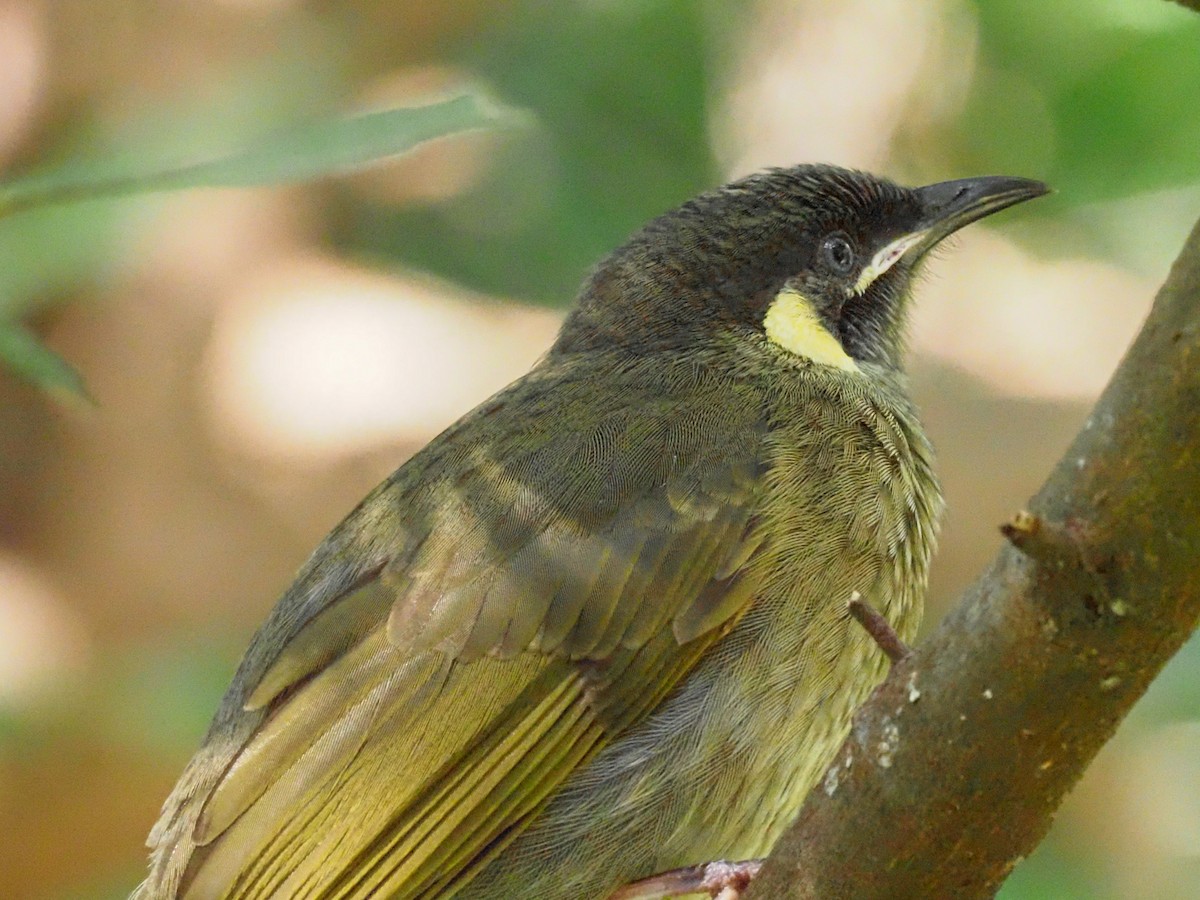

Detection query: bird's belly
xmin=639 ymin=598 xmax=901 ymax=863
xmin=465 ymin=401 xmax=938 ymax=898
xmin=461 ymin=579 xmax=913 ymax=900
xmin=715 ymin=638 xmax=894 ymax=858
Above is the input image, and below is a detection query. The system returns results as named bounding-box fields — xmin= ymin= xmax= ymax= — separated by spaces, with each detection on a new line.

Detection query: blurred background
xmin=1 ymin=0 xmax=1199 ymax=897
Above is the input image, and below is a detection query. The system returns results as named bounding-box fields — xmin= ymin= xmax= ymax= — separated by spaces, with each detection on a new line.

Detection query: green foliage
xmin=8 ymin=0 xmax=1198 ymax=389
xmin=0 ymin=93 xmax=501 ymax=395
xmin=331 ymin=0 xmax=721 ymax=305
xmin=999 ymin=837 xmax=1104 ymax=900
xmin=0 ymin=324 xmax=92 ymax=401
xmin=958 ymin=0 xmax=1200 ymax=204
xmin=97 ymin=639 xmax=242 ymax=758
xmin=0 ymin=95 xmax=501 ymax=218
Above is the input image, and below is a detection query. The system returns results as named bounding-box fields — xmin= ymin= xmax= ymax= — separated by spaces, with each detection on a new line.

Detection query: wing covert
xmin=143 ymin=355 xmax=771 ymax=900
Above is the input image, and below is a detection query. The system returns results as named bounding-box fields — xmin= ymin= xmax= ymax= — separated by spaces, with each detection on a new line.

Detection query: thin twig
xmin=847 ymin=592 xmax=910 ymax=663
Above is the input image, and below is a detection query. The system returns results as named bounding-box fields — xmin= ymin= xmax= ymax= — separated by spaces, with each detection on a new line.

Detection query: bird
xmin=135 ymin=164 xmax=1047 ymax=899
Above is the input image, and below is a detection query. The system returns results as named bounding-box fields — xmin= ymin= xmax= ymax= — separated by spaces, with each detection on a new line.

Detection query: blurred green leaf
xmin=0 ymin=200 xmax=134 ymax=322
xmin=98 ymin=637 xmax=243 ymax=758
xmin=0 ymin=41 xmax=346 ymax=323
xmin=335 ymin=0 xmax=722 ymax=305
xmin=0 ymin=94 xmax=503 ymax=219
xmin=0 ymin=324 xmax=90 ymax=399
xmin=1047 ymin=25 xmax=1200 ymax=202
xmin=0 ymin=89 xmax=504 ymax=392
xmin=1000 ymin=837 xmax=1105 ymax=900
xmin=1126 ymin=629 xmax=1200 ymax=724
xmin=961 ymin=0 xmax=1200 ymax=206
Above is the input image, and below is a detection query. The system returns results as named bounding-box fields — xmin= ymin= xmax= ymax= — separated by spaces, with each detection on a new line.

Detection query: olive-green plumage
xmin=136 ymin=165 xmax=1045 ymax=900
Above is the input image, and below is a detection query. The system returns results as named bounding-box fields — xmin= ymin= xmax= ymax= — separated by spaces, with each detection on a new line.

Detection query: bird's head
xmin=554 ymin=165 xmax=1047 ymax=373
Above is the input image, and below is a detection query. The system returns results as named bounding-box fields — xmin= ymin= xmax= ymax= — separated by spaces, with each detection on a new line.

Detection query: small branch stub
xmin=999 ymin=509 xmax=1042 ymax=547
xmin=1000 ymin=510 xmax=1090 ymax=570
xmin=848 ymin=592 xmax=911 ymax=664
xmin=1001 ymin=511 xmax=1114 ymax=608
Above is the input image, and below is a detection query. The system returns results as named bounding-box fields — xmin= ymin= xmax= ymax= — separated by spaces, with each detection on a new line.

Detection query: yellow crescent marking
xmin=763 ymin=289 xmax=859 ymax=373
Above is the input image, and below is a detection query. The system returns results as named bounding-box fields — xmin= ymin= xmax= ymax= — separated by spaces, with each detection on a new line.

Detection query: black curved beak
xmin=913 ymin=175 xmax=1050 ymax=251
xmin=851 ymin=175 xmax=1049 ymax=296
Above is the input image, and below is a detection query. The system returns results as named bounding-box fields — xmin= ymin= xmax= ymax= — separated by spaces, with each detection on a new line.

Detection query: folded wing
xmin=141 ymin=358 xmax=769 ymax=900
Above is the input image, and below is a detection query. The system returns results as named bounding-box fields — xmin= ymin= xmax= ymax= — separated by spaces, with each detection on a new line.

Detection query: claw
xmin=608 ymin=858 xmax=763 ymax=899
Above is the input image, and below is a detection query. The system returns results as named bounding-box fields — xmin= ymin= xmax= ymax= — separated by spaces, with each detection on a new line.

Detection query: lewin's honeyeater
xmin=136 ymin=164 xmax=1047 ymax=899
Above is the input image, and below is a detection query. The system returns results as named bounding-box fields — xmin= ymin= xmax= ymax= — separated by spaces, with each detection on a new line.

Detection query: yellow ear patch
xmin=763 ymin=289 xmax=859 ymax=373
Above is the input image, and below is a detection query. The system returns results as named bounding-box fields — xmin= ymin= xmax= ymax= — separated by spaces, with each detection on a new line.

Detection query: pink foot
xmin=609 ymin=858 xmax=764 ymax=899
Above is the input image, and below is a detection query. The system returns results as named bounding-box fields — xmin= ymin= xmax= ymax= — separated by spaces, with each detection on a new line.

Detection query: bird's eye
xmin=820 ymin=233 xmax=856 ymax=275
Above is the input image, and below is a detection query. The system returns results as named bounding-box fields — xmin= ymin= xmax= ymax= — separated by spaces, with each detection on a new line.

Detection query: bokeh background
xmin=2 ymin=0 xmax=1200 ymax=897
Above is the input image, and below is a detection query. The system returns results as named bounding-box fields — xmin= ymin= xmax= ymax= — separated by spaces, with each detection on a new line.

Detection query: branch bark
xmin=748 ymin=212 xmax=1200 ymax=898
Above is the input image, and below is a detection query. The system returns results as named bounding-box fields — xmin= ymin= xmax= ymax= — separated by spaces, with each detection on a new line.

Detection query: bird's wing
xmin=146 ymin=358 xmax=770 ymax=900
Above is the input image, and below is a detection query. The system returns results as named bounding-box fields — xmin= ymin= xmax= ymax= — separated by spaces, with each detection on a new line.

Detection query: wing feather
xmin=146 ymin=356 xmax=770 ymax=900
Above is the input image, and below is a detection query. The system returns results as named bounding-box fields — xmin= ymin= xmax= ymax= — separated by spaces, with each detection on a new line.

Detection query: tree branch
xmin=748 ymin=212 xmax=1200 ymax=898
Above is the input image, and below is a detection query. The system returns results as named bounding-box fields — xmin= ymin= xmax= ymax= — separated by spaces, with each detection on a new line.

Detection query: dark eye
xmin=821 ymin=233 xmax=856 ymax=275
